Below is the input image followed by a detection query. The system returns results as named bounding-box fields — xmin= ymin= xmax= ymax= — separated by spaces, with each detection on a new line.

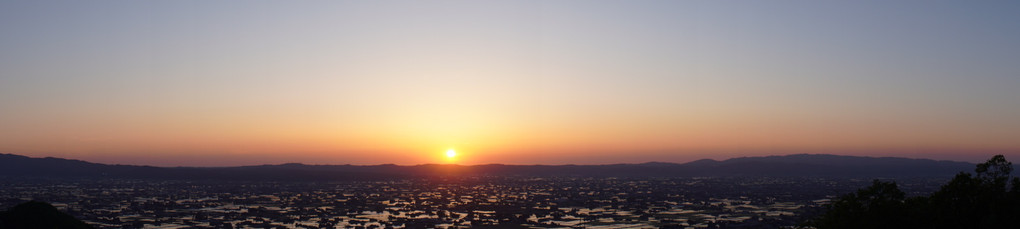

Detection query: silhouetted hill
xmin=0 ymin=153 xmax=975 ymax=180
xmin=0 ymin=201 xmax=92 ymax=229
xmin=681 ymin=154 xmax=974 ymax=177
xmin=0 ymin=153 xmax=163 ymax=178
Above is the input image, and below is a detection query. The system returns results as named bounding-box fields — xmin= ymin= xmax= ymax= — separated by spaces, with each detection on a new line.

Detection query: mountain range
xmin=0 ymin=153 xmax=975 ymax=180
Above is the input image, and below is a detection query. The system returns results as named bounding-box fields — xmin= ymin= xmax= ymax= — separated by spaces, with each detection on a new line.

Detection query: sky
xmin=1 ymin=1 xmax=1019 ymax=166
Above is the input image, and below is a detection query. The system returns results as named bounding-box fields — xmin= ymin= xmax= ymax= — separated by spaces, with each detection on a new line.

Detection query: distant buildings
xmin=0 ymin=177 xmax=947 ymax=228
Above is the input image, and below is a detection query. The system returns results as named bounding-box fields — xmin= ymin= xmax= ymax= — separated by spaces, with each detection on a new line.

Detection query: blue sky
xmin=1 ymin=1 xmax=1019 ymax=165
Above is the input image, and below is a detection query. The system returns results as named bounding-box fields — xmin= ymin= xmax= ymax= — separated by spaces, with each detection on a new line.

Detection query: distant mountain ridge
xmin=679 ymin=154 xmax=974 ymax=177
xmin=0 ymin=153 xmax=975 ymax=180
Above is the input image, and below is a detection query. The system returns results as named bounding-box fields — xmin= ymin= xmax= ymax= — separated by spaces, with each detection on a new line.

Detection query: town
xmin=0 ymin=176 xmax=948 ymax=229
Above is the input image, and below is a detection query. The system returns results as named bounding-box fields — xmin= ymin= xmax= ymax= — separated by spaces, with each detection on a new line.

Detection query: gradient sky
xmin=2 ymin=1 xmax=1019 ymax=166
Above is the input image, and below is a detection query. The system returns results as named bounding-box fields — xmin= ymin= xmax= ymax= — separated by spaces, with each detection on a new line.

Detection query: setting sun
xmin=446 ymin=149 xmax=457 ymax=159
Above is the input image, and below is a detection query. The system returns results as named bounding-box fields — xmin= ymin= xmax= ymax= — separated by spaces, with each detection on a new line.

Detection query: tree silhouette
xmin=0 ymin=201 xmax=93 ymax=229
xmin=811 ymin=155 xmax=1020 ymax=229
xmin=811 ymin=180 xmax=907 ymax=229
xmin=924 ymin=155 xmax=1019 ymax=228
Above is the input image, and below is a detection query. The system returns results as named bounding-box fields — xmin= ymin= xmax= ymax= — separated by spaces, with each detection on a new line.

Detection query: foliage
xmin=0 ymin=201 xmax=93 ymax=229
xmin=811 ymin=180 xmax=907 ymax=229
xmin=811 ymin=155 xmax=1020 ymax=229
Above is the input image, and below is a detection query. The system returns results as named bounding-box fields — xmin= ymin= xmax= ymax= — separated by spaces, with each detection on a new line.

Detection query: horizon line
xmin=1 ymin=153 xmax=983 ymax=168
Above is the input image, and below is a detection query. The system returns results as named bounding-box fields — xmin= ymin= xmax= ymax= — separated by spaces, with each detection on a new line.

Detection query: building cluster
xmin=0 ymin=176 xmax=947 ymax=229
